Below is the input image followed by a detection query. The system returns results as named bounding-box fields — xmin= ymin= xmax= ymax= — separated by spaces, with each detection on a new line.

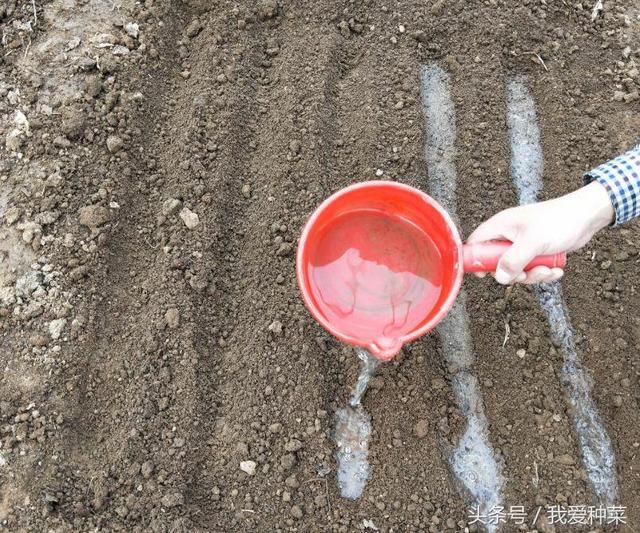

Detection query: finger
xmin=467 ymin=211 xmax=513 ymax=244
xmin=548 ymin=267 xmax=564 ymax=282
xmin=522 ymin=265 xmax=551 ymax=285
xmin=474 ymin=272 xmax=487 ymax=278
xmin=495 ymin=238 xmax=540 ymax=285
xmin=493 ymin=271 xmax=526 ymax=284
xmin=540 ymin=267 xmax=564 ymax=284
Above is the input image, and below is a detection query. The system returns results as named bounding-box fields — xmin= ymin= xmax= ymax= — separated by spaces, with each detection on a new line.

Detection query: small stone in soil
xmin=179 ymin=207 xmax=199 ymax=229
xmin=49 ymin=319 xmax=67 ymax=340
xmin=106 ymin=135 xmax=124 ymax=153
xmin=125 ymin=22 xmax=139 ymax=38
xmin=240 ymin=460 xmax=257 ymax=475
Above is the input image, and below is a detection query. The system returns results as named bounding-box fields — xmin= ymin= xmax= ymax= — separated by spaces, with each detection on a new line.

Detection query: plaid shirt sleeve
xmin=584 ymin=145 xmax=640 ymax=225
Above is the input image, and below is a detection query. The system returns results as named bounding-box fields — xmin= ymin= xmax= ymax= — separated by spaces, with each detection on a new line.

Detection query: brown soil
xmin=1 ymin=0 xmax=639 ymax=531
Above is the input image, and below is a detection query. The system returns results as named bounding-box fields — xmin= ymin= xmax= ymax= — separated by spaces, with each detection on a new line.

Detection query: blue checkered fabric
xmin=584 ymin=145 xmax=640 ymax=225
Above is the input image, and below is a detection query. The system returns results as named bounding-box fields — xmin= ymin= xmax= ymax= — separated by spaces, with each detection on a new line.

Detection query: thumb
xmin=495 ymin=238 xmax=539 ymax=284
xmin=467 ymin=210 xmax=513 ymax=244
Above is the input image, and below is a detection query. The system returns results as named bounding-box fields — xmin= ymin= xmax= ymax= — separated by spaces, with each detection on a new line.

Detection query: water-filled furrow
xmin=507 ymin=76 xmax=618 ymax=504
xmin=421 ymin=64 xmax=504 ymax=530
xmin=334 ymin=348 xmax=379 ymax=500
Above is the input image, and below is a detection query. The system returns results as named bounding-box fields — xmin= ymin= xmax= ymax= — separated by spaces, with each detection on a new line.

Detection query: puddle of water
xmin=507 ymin=77 xmax=618 ymax=503
xmin=534 ymin=283 xmax=618 ymax=502
xmin=335 ymin=405 xmax=372 ymax=500
xmin=420 ymin=64 xmax=459 ymax=223
xmin=451 ymin=372 xmax=503 ymax=529
xmin=334 ymin=347 xmax=380 ymax=500
xmin=505 ymin=77 xmax=543 ymax=206
xmin=421 ymin=63 xmax=503 ymax=528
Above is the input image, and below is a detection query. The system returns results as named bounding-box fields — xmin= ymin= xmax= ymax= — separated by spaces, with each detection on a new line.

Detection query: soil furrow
xmin=527 ymin=61 xmax=640 ymax=528
xmin=182 ymin=15 xmax=349 ymax=531
xmin=322 ymin=31 xmax=466 ymax=529
xmin=450 ymin=56 xmax=593 ymax=523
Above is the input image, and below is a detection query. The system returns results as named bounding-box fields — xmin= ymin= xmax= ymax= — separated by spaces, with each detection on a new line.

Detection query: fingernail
xmin=515 ymin=272 xmax=527 ymax=283
xmin=495 ymin=268 xmax=513 ymax=285
xmin=551 ymin=269 xmax=564 ymax=281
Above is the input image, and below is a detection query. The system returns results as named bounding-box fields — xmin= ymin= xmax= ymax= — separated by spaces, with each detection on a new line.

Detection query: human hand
xmin=467 ymin=181 xmax=614 ymax=284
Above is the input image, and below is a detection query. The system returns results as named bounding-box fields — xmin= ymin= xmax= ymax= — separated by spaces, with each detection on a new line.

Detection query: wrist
xmin=572 ymin=181 xmax=615 ymax=232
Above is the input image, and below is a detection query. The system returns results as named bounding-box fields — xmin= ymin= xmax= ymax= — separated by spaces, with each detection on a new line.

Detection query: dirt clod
xmin=161 ymin=492 xmax=184 ymax=508
xmin=79 ymin=205 xmax=110 ymax=228
xmin=165 ymin=308 xmax=180 ymax=329
xmin=162 ymin=198 xmax=182 ymax=216
xmin=413 ymin=419 xmax=429 ymax=439
xmin=257 ymin=0 xmax=278 ymax=20
xmin=186 ymin=19 xmax=203 ymax=38
xmin=61 ymin=108 xmax=86 ymax=140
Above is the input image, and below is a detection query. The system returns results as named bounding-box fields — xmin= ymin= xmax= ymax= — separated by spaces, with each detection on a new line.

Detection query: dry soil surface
xmin=1 ymin=0 xmax=640 ymax=532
